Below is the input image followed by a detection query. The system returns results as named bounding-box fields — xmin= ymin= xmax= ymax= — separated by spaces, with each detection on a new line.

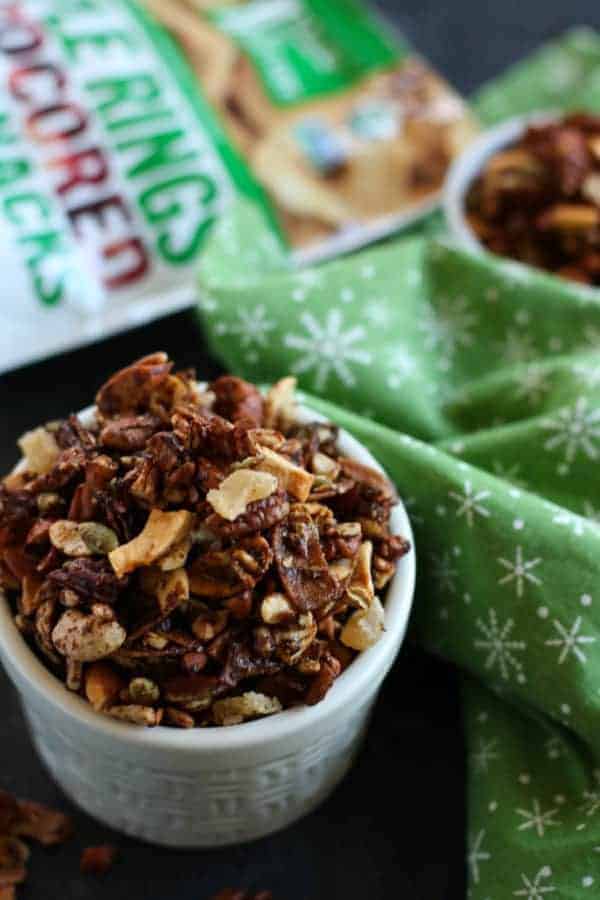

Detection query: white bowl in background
xmin=0 ymin=397 xmax=415 ymax=847
xmin=443 ymin=111 xmax=560 ymax=251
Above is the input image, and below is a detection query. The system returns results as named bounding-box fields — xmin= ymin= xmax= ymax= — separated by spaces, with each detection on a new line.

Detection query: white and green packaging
xmin=0 ymin=0 xmax=476 ymax=372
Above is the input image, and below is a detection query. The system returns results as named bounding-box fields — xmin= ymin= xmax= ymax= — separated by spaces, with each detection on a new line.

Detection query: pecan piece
xmin=0 ymin=488 xmax=36 ymax=549
xmin=206 ymin=489 xmax=289 ymax=538
xmin=339 ymin=458 xmax=396 ymax=500
xmin=188 ymin=536 xmax=272 ymax=599
xmin=210 ymin=375 xmax=264 ymax=426
xmin=99 ymin=414 xmax=161 ymax=451
xmin=305 ymin=652 xmax=341 ymax=705
xmin=53 ymin=415 xmax=96 ymax=452
xmin=272 ymin=613 xmax=317 ymax=665
xmin=0 ymin=836 xmax=28 ymax=887
xmin=0 ymin=793 xmax=19 ymax=833
xmin=95 ymin=352 xmax=172 ymax=417
xmin=12 ymin=800 xmax=72 ymax=846
xmin=28 ymin=446 xmax=87 ymax=494
xmin=163 ymin=674 xmax=220 ymax=711
xmin=273 ymin=506 xmax=339 ymax=612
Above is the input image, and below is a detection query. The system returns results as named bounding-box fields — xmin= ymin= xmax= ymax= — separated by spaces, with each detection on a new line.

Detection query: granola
xmin=80 ymin=844 xmax=117 ymax=875
xmin=466 ymin=112 xmax=600 ymax=284
xmin=0 ymin=355 xmax=410 ymax=728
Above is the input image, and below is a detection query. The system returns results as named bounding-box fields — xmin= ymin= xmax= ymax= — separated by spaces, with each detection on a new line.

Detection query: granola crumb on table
xmin=0 ymin=788 xmax=72 ymax=896
xmin=80 ymin=844 xmax=117 ymax=875
xmin=0 ymin=354 xmax=410 ymax=728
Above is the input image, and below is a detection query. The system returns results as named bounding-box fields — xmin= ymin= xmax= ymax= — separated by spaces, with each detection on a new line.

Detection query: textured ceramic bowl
xmin=0 ymin=398 xmax=415 ymax=848
xmin=443 ymin=111 xmax=559 ymax=251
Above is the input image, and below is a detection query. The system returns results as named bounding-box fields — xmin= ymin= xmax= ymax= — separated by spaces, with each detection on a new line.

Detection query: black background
xmin=1 ymin=2 xmax=598 ymax=898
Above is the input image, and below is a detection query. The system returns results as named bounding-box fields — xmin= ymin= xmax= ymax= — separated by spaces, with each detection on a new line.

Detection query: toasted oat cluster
xmin=0 ymin=354 xmax=409 ymax=728
xmin=466 ymin=112 xmax=600 ymax=284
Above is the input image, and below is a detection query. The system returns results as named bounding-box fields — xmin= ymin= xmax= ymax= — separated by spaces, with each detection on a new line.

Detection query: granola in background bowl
xmin=445 ymin=110 xmax=600 ymax=286
xmin=0 ymin=354 xmax=410 ymax=730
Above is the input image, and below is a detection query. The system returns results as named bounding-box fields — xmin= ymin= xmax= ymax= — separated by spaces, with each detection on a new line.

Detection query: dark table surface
xmin=1 ymin=1 xmax=599 ymax=897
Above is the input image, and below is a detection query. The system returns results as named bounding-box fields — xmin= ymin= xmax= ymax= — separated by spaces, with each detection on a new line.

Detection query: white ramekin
xmin=443 ymin=111 xmax=560 ymax=251
xmin=0 ymin=398 xmax=415 ymax=847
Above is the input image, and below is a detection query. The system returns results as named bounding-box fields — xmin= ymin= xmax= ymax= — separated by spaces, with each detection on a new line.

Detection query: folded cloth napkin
xmin=198 ymin=28 xmax=600 ymax=899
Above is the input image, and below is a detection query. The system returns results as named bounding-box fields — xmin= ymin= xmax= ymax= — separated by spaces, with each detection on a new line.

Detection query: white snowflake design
xmin=573 ymin=361 xmax=600 ymax=389
xmin=475 ymin=609 xmax=527 ymax=683
xmin=403 ymin=496 xmax=424 ymax=527
xmin=364 ymin=300 xmax=391 ymax=327
xmin=542 ymin=398 xmax=600 ymax=464
xmin=545 ymin=736 xmax=564 ymax=761
xmin=417 ymin=296 xmax=477 ymax=361
xmin=516 ymin=799 xmax=561 ymax=838
xmin=405 ymin=267 xmax=422 ymax=287
xmin=515 ymin=366 xmax=551 ymax=406
xmin=471 ymin=738 xmax=500 ymax=774
xmin=386 ymin=344 xmax=417 ymax=389
xmin=492 ymin=460 xmax=528 ymax=490
xmin=293 ymin=268 xmax=323 ymax=290
xmin=430 ymin=552 xmax=458 ymax=594
xmin=216 ymin=304 xmax=275 ymax=347
xmin=449 ymin=480 xmax=491 ymax=528
xmin=513 ymin=865 xmax=556 ymax=899
xmin=545 ymin=617 xmax=596 ymax=664
xmin=284 ymin=310 xmax=371 ymax=391
xmin=501 ymin=329 xmax=537 ymax=364
xmin=467 ymin=829 xmax=491 ymax=886
xmin=497 ymin=546 xmax=542 ymax=598
xmin=542 ymin=48 xmax=584 ymax=93
xmin=580 ymin=790 xmax=600 ymax=818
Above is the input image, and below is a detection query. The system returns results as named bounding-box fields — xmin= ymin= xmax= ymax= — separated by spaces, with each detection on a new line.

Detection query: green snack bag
xmin=146 ymin=0 xmax=478 ymax=264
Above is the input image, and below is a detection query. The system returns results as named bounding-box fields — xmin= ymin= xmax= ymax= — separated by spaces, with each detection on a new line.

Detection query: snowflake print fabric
xmin=197 ymin=28 xmax=600 ymax=900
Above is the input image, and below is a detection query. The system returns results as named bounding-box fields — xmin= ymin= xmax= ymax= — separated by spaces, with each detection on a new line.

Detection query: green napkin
xmin=198 ymin=28 xmax=600 ymax=899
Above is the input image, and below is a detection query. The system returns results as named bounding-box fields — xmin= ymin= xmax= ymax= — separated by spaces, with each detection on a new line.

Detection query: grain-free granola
xmin=466 ymin=112 xmax=600 ymax=284
xmin=0 ymin=354 xmax=409 ymax=728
